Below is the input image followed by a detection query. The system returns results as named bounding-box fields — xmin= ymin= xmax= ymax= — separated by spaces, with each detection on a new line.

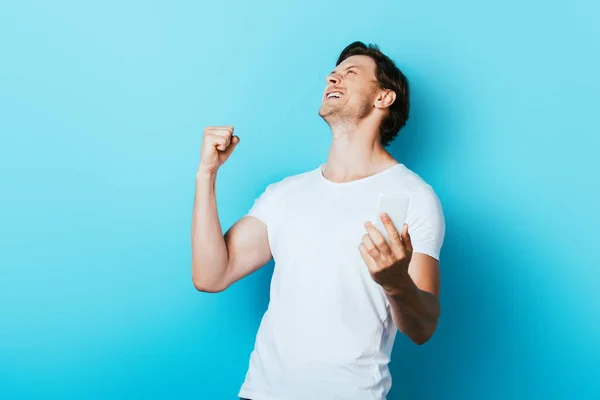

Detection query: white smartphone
xmin=373 ymin=193 xmax=410 ymax=244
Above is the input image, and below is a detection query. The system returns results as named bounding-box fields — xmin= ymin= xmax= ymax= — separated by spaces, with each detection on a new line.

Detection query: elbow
xmin=192 ymin=280 xmax=225 ymax=293
xmin=412 ymin=303 xmax=441 ymax=345
xmin=191 ymin=270 xmax=228 ymax=293
xmin=408 ymin=327 xmax=434 ymax=345
xmin=411 ymin=321 xmax=438 ymax=345
xmin=412 ymin=333 xmax=432 ymax=346
xmin=397 ymin=325 xmax=434 ymax=346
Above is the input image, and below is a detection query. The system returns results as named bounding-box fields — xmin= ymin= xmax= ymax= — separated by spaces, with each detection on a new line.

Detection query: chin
xmin=319 ymin=103 xmax=337 ymax=118
xmin=318 ymin=109 xmax=334 ymax=122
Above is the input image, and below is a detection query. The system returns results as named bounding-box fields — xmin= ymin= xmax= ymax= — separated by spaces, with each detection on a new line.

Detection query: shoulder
xmin=389 ymin=164 xmax=445 ymax=230
xmin=260 ymin=165 xmax=320 ymax=198
xmin=393 ymin=165 xmax=446 ymax=259
xmin=394 ymin=164 xmax=442 ymax=205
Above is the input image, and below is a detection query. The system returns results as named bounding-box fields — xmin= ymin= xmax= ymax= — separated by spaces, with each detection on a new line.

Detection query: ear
xmin=374 ymin=89 xmax=396 ymax=109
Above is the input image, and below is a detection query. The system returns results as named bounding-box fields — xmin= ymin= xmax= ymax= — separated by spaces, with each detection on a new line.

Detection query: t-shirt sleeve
xmin=407 ymin=186 xmax=446 ymax=261
xmin=246 ymin=182 xmax=279 ymax=228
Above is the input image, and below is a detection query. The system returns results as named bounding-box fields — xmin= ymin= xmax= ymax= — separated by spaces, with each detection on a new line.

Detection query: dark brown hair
xmin=336 ymin=41 xmax=410 ymax=147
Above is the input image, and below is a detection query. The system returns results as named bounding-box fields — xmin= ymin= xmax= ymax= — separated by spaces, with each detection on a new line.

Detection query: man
xmin=191 ymin=41 xmax=446 ymax=400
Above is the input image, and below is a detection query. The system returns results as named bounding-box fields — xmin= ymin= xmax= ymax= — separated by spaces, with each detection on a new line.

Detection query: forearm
xmin=384 ymin=273 xmax=440 ymax=345
xmin=191 ymin=169 xmax=229 ymax=291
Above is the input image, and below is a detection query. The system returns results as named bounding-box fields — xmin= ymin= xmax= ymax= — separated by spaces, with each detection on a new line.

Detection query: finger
xmin=205 ymin=126 xmax=233 ymax=134
xmin=364 ymin=221 xmax=391 ymax=256
xmin=206 ymin=127 xmax=234 ymax=140
xmin=359 ymin=243 xmax=379 ymax=272
xmin=401 ymin=223 xmax=413 ymax=254
xmin=380 ymin=213 xmax=400 ymax=241
xmin=222 ymin=135 xmax=240 ymax=158
xmin=211 ymin=135 xmax=230 ymax=151
xmin=380 ymin=212 xmax=404 ymax=254
xmin=209 ymin=129 xmax=232 ymax=144
xmin=361 ymin=233 xmax=380 ymax=260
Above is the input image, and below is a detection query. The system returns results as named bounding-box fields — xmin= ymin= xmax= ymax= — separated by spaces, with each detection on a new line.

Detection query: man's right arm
xmin=191 ymin=126 xmax=272 ymax=293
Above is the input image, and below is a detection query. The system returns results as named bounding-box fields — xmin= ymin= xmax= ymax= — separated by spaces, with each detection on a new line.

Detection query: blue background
xmin=1 ymin=0 xmax=599 ymax=399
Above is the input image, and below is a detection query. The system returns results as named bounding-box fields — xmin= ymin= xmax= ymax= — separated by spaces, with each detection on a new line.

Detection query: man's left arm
xmin=360 ymin=214 xmax=441 ymax=345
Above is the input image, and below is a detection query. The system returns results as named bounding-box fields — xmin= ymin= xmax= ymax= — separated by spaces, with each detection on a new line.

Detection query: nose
xmin=327 ymin=72 xmax=341 ymax=85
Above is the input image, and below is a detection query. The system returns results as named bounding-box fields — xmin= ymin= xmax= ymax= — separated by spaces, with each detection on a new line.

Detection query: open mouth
xmin=326 ymin=91 xmax=343 ymax=100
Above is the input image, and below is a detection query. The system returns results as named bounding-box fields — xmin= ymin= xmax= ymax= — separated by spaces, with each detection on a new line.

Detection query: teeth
xmin=327 ymin=92 xmax=342 ymax=99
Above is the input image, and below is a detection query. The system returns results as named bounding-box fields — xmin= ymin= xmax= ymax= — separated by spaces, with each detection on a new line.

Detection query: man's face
xmin=318 ymin=55 xmax=380 ymax=124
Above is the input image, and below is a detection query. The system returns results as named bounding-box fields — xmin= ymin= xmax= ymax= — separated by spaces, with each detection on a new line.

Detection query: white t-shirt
xmin=238 ymin=162 xmax=445 ymax=400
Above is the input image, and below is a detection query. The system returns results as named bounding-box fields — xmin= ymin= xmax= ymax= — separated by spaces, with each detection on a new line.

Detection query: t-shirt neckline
xmin=317 ymin=162 xmax=403 ymax=187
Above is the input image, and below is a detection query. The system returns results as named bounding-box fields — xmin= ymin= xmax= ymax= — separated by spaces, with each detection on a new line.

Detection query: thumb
xmin=222 ymin=135 xmax=240 ymax=158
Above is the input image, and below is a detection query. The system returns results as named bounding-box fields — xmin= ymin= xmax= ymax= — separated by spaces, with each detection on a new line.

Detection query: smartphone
xmin=373 ymin=193 xmax=410 ymax=244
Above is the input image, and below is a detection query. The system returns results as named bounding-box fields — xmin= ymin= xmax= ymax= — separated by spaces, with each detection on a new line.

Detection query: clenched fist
xmin=198 ymin=126 xmax=240 ymax=174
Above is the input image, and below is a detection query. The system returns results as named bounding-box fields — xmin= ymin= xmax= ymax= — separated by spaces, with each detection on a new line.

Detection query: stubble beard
xmin=319 ymin=99 xmax=372 ymax=128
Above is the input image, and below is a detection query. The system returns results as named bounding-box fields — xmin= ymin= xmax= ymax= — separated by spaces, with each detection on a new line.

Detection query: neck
xmin=323 ymin=119 xmax=398 ymax=182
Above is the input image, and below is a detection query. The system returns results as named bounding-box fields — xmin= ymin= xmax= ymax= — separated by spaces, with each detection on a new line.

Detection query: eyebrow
xmin=330 ymin=64 xmax=360 ymax=75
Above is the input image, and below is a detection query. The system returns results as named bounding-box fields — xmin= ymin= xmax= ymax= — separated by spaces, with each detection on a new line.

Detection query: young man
xmin=191 ymin=41 xmax=446 ymax=400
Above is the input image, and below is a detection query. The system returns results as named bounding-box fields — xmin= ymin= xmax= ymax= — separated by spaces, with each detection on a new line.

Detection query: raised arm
xmin=191 ymin=126 xmax=272 ymax=293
